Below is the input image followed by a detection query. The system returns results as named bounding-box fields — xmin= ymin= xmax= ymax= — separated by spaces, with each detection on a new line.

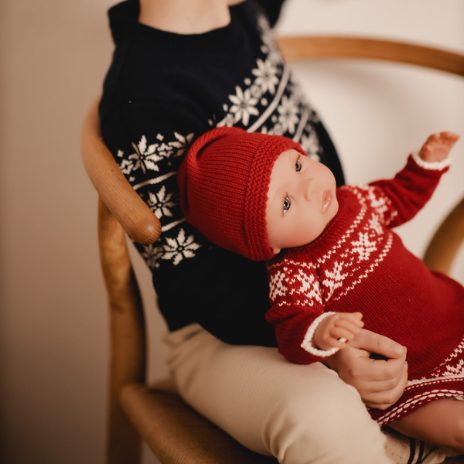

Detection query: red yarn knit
xmin=178 ymin=127 xmax=305 ymax=261
xmin=266 ymin=155 xmax=464 ymax=425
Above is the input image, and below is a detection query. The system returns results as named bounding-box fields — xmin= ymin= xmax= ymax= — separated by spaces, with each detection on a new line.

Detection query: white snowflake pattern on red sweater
xmin=266 ymin=155 xmax=464 ymax=424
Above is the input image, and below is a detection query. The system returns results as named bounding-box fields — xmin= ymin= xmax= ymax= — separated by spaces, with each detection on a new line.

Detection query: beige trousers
xmin=164 ymin=323 xmax=393 ymax=463
xmin=164 ymin=324 xmax=456 ymax=464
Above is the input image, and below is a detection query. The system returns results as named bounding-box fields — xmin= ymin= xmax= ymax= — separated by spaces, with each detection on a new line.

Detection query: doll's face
xmin=266 ymin=149 xmax=339 ymax=254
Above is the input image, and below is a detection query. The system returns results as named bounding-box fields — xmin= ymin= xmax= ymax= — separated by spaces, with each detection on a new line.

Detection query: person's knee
xmin=263 ymin=383 xmax=388 ymax=464
xmin=264 ymin=390 xmax=356 ymax=454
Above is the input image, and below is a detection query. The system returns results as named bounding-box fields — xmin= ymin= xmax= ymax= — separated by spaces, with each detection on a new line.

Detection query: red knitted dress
xmin=266 ymin=155 xmax=464 ymax=425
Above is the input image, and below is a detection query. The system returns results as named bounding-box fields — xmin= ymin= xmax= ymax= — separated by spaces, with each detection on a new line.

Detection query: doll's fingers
xmin=330 ymin=327 xmax=358 ymax=341
xmin=344 ymin=312 xmax=364 ymax=326
xmin=425 ymin=133 xmax=439 ymax=145
xmin=420 ymin=145 xmax=432 ymax=158
xmin=340 ymin=323 xmax=363 ymax=339
xmin=337 ymin=312 xmax=363 ymax=324
xmin=332 ymin=325 xmax=361 ymax=342
xmin=327 ymin=337 xmax=349 ymax=349
xmin=424 ymin=132 xmax=459 ymax=150
xmin=439 ymin=131 xmax=459 ymax=143
xmin=334 ymin=318 xmax=364 ymax=334
xmin=317 ymin=335 xmax=343 ymax=350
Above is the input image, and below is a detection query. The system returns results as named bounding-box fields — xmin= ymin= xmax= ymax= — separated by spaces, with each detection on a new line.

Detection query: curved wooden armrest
xmin=277 ymin=36 xmax=464 ymax=76
xmin=80 ymin=98 xmax=161 ymax=244
xmin=423 ymin=196 xmax=464 ymax=275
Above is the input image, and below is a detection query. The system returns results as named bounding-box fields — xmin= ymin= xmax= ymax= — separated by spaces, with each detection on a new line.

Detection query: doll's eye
xmin=295 ymin=157 xmax=302 ymax=172
xmin=283 ymin=196 xmax=292 ymax=213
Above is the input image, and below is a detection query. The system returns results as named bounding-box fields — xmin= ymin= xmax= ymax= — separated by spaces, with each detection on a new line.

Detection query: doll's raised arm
xmin=357 ymin=132 xmax=458 ymax=229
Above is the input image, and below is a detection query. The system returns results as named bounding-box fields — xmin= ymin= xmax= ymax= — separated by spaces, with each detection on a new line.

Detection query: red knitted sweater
xmin=266 ymin=155 xmax=464 ymax=424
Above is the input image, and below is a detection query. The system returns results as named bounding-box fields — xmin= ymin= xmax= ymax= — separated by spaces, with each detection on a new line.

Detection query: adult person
xmin=98 ymin=1 xmax=418 ymax=462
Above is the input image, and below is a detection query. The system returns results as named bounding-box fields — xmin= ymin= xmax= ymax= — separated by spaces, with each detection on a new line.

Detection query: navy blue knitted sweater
xmin=99 ymin=0 xmax=344 ymax=345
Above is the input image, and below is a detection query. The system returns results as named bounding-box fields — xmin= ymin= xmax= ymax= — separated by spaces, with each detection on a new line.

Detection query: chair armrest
xmin=80 ymin=98 xmax=162 ymax=244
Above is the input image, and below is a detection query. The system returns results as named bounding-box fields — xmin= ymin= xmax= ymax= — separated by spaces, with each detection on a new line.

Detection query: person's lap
xmin=164 ymin=324 xmax=461 ymax=463
xmin=164 ymin=323 xmax=391 ymax=463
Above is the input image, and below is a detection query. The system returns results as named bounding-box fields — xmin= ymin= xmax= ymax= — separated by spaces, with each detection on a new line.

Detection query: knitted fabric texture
xmin=265 ymin=156 xmax=464 ymax=425
xmin=178 ymin=127 xmax=305 ymax=261
xmin=100 ymin=0 xmax=344 ymax=346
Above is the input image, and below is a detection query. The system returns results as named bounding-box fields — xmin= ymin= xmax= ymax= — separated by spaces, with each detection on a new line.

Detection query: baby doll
xmin=177 ymin=127 xmax=464 ymax=451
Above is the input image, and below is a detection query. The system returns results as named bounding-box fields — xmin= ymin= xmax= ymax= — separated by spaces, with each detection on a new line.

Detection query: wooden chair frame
xmin=81 ymin=36 xmax=464 ymax=464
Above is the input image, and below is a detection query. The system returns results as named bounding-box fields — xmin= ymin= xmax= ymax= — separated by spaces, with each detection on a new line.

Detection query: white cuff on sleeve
xmin=412 ymin=151 xmax=451 ymax=171
xmin=300 ymin=312 xmax=340 ymax=358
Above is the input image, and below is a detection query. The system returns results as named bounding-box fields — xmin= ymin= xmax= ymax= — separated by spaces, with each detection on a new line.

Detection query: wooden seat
xmin=120 ymin=381 xmax=277 ymax=464
xmin=81 ymin=36 xmax=464 ymax=464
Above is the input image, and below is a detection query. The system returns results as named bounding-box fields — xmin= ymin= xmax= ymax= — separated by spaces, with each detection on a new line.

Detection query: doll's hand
xmin=313 ymin=312 xmax=364 ymax=351
xmin=419 ymin=131 xmax=459 ymax=162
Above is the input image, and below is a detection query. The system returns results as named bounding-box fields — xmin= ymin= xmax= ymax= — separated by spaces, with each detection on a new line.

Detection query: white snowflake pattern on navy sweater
xmin=115 ymin=13 xmax=327 ymax=269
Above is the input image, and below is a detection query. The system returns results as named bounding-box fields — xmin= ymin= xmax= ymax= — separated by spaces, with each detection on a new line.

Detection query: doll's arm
xmin=361 ymin=132 xmax=459 ymax=228
xmin=266 ymin=261 xmax=363 ymax=363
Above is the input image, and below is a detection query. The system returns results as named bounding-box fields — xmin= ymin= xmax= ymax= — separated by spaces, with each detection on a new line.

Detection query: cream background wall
xmin=0 ymin=1 xmax=462 ymax=463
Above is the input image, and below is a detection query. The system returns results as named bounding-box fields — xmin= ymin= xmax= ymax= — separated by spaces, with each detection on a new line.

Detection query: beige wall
xmin=1 ymin=1 xmax=116 ymax=462
xmin=0 ymin=1 xmax=462 ymax=464
xmin=277 ymin=0 xmax=464 ymax=267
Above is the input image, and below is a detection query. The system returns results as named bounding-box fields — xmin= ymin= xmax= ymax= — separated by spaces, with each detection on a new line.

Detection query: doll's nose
xmin=302 ymin=179 xmax=314 ymax=201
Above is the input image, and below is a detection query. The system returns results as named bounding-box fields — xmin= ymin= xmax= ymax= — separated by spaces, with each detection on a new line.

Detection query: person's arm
xmin=324 ymin=329 xmax=408 ymax=410
xmin=100 ymin=100 xmax=203 ymax=198
xmin=359 ymin=131 xmax=458 ymax=229
xmin=100 ymin=100 xmax=282 ymax=346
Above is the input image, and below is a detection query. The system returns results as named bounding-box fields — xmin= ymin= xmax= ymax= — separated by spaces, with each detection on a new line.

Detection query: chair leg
xmin=99 ymin=200 xmax=147 ymax=464
xmin=107 ymin=403 xmax=142 ymax=464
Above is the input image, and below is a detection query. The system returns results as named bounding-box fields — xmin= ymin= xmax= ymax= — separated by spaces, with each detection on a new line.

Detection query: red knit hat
xmin=178 ymin=127 xmax=306 ymax=261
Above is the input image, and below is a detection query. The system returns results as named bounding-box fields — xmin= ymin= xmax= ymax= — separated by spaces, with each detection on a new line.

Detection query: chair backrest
xmin=82 ymin=36 xmax=464 ymax=247
xmin=423 ymin=196 xmax=464 ymax=272
xmin=81 ymin=35 xmax=464 ymax=463
xmin=277 ymin=36 xmax=464 ymax=76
